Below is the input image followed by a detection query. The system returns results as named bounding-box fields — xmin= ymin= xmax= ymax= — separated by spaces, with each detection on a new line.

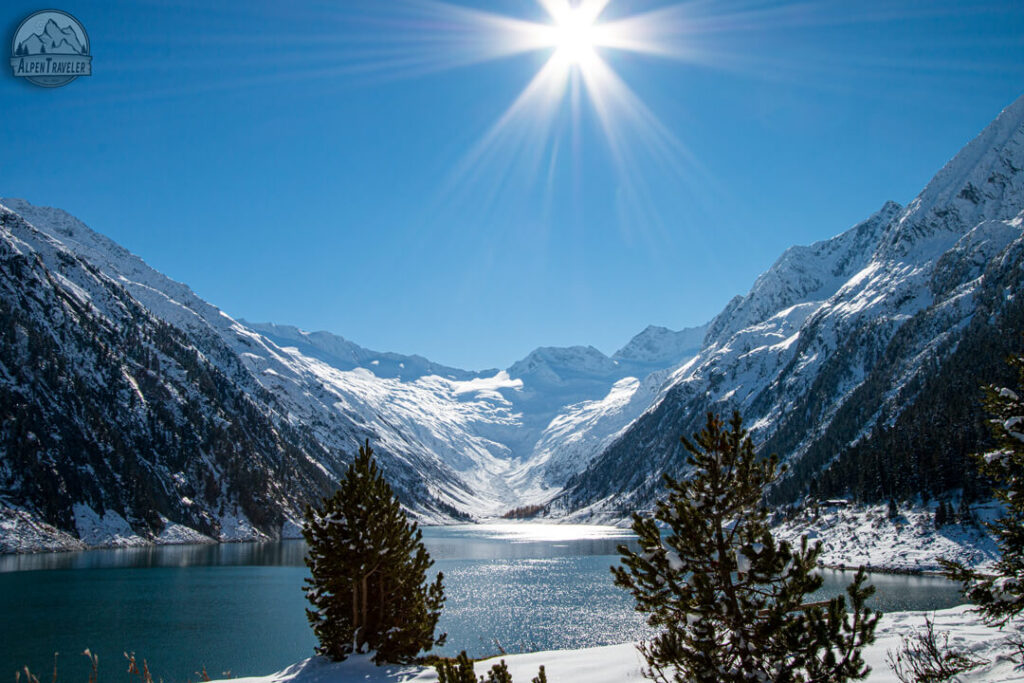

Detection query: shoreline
xmin=0 ymin=507 xmax=1002 ymax=580
xmin=0 ymin=535 xmax=981 ymax=580
xmin=819 ymin=563 xmax=949 ymax=577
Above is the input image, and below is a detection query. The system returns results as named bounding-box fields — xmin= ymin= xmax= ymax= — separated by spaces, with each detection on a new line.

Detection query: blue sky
xmin=2 ymin=0 xmax=1022 ymax=370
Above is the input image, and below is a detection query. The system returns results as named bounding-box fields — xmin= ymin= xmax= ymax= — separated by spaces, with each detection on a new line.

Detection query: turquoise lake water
xmin=0 ymin=524 xmax=967 ymax=682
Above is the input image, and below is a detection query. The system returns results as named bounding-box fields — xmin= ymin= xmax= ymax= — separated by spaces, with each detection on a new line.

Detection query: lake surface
xmin=0 ymin=524 xmax=967 ymax=683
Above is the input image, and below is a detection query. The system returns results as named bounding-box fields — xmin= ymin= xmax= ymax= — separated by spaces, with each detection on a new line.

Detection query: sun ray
xmin=574 ymin=52 xmax=708 ymax=242
xmin=441 ymin=53 xmax=572 ymax=213
xmin=432 ymin=0 xmax=719 ymax=226
xmin=352 ymin=0 xmax=988 ymax=236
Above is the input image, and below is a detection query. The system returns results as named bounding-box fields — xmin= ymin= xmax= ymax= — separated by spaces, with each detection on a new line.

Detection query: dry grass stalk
xmin=82 ymin=650 xmax=98 ymax=683
xmin=886 ymin=615 xmax=987 ymax=682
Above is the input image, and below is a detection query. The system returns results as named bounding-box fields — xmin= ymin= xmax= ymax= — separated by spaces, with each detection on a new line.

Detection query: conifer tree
xmin=435 ymin=652 xmax=548 ymax=683
xmin=303 ymin=440 xmax=445 ymax=663
xmin=956 ymin=495 xmax=974 ymax=525
xmin=934 ymin=501 xmax=948 ymax=529
xmin=942 ymin=353 xmax=1024 ymax=626
xmin=614 ymin=411 xmax=878 ymax=683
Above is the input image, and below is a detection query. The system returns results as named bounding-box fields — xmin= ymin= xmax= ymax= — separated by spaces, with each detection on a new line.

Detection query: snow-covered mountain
xmin=612 ymin=324 xmax=706 ymax=365
xmin=0 ymin=199 xmax=705 ymax=549
xmin=0 ymin=204 xmax=341 ymax=551
xmin=4 ymin=92 xmax=1023 ymax=551
xmin=555 ymin=94 xmax=1024 ymax=519
xmin=242 ymin=321 xmax=485 ymax=382
xmin=228 ymin=321 xmax=708 ymax=505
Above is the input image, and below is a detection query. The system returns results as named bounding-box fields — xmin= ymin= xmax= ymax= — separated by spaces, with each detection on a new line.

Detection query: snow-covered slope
xmin=556 ymin=94 xmax=1024 ymax=519
xmin=704 ymin=200 xmax=902 ymax=346
xmin=772 ymin=501 xmax=1000 ymax=573
xmin=240 ymin=323 xmax=708 ymax=502
xmin=217 ymin=317 xmax=709 ymax=508
xmin=242 ymin=321 xmax=485 ymax=382
xmin=497 ymin=336 xmax=707 ymax=498
xmin=0 ymin=204 xmax=342 ymax=550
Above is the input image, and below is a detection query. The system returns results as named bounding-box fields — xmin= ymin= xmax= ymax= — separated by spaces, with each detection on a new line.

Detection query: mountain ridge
xmin=0 ymin=197 xmax=708 ymax=549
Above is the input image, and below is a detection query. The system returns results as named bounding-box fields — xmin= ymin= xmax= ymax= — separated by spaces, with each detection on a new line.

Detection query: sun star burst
xmin=437 ymin=0 xmax=695 ymax=221
xmin=550 ymin=6 xmax=598 ymax=66
xmin=363 ymin=0 xmax=707 ymax=229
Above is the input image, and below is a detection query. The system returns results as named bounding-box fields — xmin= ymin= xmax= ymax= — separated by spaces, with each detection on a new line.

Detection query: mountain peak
xmin=612 ymin=324 xmax=707 ymax=365
xmin=880 ymin=93 xmax=1024 ymax=258
xmin=508 ymin=345 xmax=618 ymax=382
xmin=704 ymin=199 xmax=901 ymax=345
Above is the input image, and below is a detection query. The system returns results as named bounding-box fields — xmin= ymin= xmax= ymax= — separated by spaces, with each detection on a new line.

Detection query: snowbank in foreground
xmin=773 ymin=502 xmax=1001 ymax=573
xmin=865 ymin=605 xmax=1023 ymax=682
xmin=221 ymin=606 xmax=1023 ymax=683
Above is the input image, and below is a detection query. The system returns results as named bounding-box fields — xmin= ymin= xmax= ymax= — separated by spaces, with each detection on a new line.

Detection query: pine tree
xmin=303 ymin=440 xmax=445 ymax=663
xmin=481 ymin=661 xmax=513 ymax=683
xmin=435 ymin=652 xmax=548 ymax=683
xmin=956 ymin=495 xmax=973 ymax=525
xmin=942 ymin=353 xmax=1024 ymax=627
xmin=934 ymin=501 xmax=948 ymax=529
xmin=613 ymin=411 xmax=879 ymax=683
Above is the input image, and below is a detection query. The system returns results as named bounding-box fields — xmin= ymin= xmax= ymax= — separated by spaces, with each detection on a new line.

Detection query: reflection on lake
xmin=0 ymin=523 xmax=634 ymax=573
xmin=0 ymin=539 xmax=308 ymax=573
xmin=0 ymin=524 xmax=967 ymax=683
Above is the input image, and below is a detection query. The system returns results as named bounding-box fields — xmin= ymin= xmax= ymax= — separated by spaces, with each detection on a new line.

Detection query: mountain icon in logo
xmin=10 ymin=10 xmax=92 ymax=87
xmin=15 ymin=18 xmax=87 ymax=56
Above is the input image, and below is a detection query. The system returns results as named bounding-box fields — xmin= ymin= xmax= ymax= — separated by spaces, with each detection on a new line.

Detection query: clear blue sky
xmin=2 ymin=0 xmax=1022 ymax=370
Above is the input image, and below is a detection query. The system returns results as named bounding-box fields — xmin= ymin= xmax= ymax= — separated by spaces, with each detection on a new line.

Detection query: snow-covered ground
xmin=773 ymin=501 xmax=1001 ymax=573
xmin=866 ymin=606 xmax=1024 ymax=682
xmin=219 ymin=606 xmax=1023 ymax=683
xmin=0 ymin=506 xmax=84 ymax=554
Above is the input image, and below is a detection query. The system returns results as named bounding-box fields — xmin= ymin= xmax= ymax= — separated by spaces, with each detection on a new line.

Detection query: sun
xmin=399 ymin=0 xmax=696 ymax=219
xmin=551 ymin=7 xmax=597 ymax=66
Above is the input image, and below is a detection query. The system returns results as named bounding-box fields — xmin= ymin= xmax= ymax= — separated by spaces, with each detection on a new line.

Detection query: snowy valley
xmin=0 ymin=195 xmax=707 ymax=550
